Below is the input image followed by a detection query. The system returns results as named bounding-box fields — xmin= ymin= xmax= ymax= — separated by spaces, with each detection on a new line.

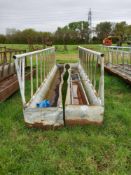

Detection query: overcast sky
xmin=0 ymin=0 xmax=131 ymax=34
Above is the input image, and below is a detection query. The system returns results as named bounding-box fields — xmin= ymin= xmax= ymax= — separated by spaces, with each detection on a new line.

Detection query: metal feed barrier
xmin=14 ymin=46 xmax=104 ymax=129
xmin=103 ymin=46 xmax=131 ymax=84
xmin=14 ymin=47 xmax=55 ymax=107
xmin=78 ymin=46 xmax=104 ymax=106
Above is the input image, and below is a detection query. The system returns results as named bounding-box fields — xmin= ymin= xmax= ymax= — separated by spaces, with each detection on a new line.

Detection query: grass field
xmin=0 ymin=44 xmax=131 ymax=175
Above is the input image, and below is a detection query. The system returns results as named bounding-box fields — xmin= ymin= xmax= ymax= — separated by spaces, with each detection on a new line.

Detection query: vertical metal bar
xmin=51 ymin=49 xmax=53 ymax=70
xmin=54 ymin=48 xmax=56 ymax=66
xmin=51 ymin=49 xmax=53 ymax=69
xmin=86 ymin=53 xmax=88 ymax=74
xmin=121 ymin=51 xmax=123 ymax=66
xmin=90 ymin=54 xmax=93 ymax=83
xmin=98 ymin=55 xmax=104 ymax=106
xmin=81 ymin=49 xmax=82 ymax=64
xmin=80 ymin=50 xmax=82 ymax=66
xmin=50 ymin=49 xmax=52 ymax=71
xmin=114 ymin=49 xmax=116 ymax=65
xmin=86 ymin=52 xmax=88 ymax=74
xmin=52 ymin=48 xmax=54 ymax=69
xmin=84 ymin=51 xmax=85 ymax=69
xmin=92 ymin=54 xmax=95 ymax=85
xmin=127 ymin=52 xmax=129 ymax=70
xmin=81 ymin=50 xmax=83 ymax=67
xmin=82 ymin=50 xmax=84 ymax=67
xmin=46 ymin=50 xmax=48 ymax=76
xmin=48 ymin=49 xmax=50 ymax=73
xmin=10 ymin=51 xmax=12 ymax=63
xmin=129 ymin=52 xmax=131 ymax=70
xmin=22 ymin=57 xmax=25 ymax=104
xmin=19 ymin=58 xmax=22 ymax=77
xmin=50 ymin=49 xmax=52 ymax=70
xmin=106 ymin=48 xmax=110 ymax=65
xmin=44 ymin=51 xmax=46 ymax=79
xmin=8 ymin=51 xmax=12 ymax=74
xmin=111 ymin=49 xmax=113 ymax=66
xmin=47 ymin=50 xmax=49 ymax=77
xmin=79 ymin=48 xmax=81 ymax=63
xmin=83 ymin=50 xmax=85 ymax=70
xmin=1 ymin=53 xmax=4 ymax=77
xmin=42 ymin=52 xmax=45 ymax=80
xmin=4 ymin=49 xmax=7 ymax=63
xmin=116 ymin=48 xmax=118 ymax=65
xmin=78 ymin=48 xmax=80 ymax=63
xmin=81 ymin=50 xmax=83 ymax=65
xmin=88 ymin=53 xmax=90 ymax=77
xmin=84 ymin=51 xmax=86 ymax=71
xmin=40 ymin=53 xmax=42 ymax=83
xmin=83 ymin=50 xmax=84 ymax=68
xmin=14 ymin=58 xmax=26 ymax=106
xmin=107 ymin=47 xmax=109 ymax=64
xmin=45 ymin=51 xmax=47 ymax=78
xmin=48 ymin=49 xmax=50 ymax=72
xmin=88 ymin=53 xmax=91 ymax=79
xmin=36 ymin=54 xmax=38 ymax=89
xmin=108 ymin=47 xmax=110 ymax=65
xmin=50 ymin=50 xmax=53 ymax=71
xmin=0 ymin=52 xmax=1 ymax=64
xmin=30 ymin=55 xmax=33 ymax=97
xmin=122 ymin=51 xmax=124 ymax=70
xmin=93 ymin=55 xmax=97 ymax=89
xmin=80 ymin=49 xmax=82 ymax=64
xmin=51 ymin=49 xmax=53 ymax=67
xmin=48 ymin=49 xmax=50 ymax=74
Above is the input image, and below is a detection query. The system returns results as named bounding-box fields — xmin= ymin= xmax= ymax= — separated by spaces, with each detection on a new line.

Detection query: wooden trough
xmin=14 ymin=47 xmax=104 ymax=129
xmin=0 ymin=67 xmax=36 ymax=102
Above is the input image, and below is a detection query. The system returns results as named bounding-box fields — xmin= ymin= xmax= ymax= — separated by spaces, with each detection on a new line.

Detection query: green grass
xmin=0 ymin=44 xmax=131 ymax=175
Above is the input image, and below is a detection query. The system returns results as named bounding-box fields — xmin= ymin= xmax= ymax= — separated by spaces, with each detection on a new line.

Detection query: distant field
xmin=0 ymin=44 xmax=101 ymax=63
xmin=0 ymin=44 xmax=131 ymax=175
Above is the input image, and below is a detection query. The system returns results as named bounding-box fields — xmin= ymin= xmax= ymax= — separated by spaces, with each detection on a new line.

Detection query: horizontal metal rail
xmin=104 ymin=46 xmax=131 ymax=50
xmin=78 ymin=46 xmax=104 ymax=106
xmin=13 ymin=47 xmax=54 ymax=59
xmin=14 ymin=47 xmax=55 ymax=107
xmin=79 ymin=46 xmax=104 ymax=57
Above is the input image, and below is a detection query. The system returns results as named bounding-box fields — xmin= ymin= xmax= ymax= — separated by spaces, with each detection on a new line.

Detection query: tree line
xmin=0 ymin=21 xmax=131 ymax=45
